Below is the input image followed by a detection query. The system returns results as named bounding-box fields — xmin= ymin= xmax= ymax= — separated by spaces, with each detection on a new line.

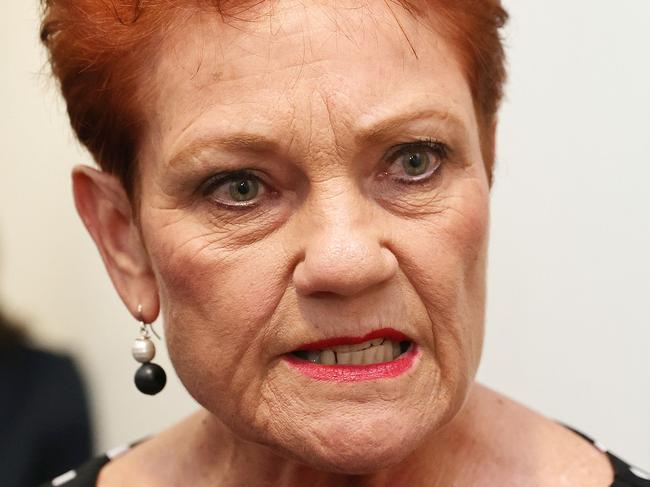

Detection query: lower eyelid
xmin=203 ymin=172 xmax=266 ymax=200
xmin=394 ymin=171 xmax=442 ymax=186
xmin=208 ymin=190 xmax=266 ymax=208
xmin=393 ymin=159 xmax=445 ymax=184
xmin=209 ymin=200 xmax=262 ymax=212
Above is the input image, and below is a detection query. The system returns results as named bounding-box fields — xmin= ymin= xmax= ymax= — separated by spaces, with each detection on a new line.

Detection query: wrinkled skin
xmin=143 ymin=0 xmax=487 ymax=473
xmin=72 ymin=0 xmax=614 ymax=485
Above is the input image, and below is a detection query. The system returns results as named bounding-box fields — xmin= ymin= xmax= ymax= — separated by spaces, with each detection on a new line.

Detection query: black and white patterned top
xmin=41 ymin=426 xmax=650 ymax=487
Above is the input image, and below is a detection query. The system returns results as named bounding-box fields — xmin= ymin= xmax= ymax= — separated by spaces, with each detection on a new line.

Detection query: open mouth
xmin=290 ymin=338 xmax=412 ymax=365
xmin=284 ymin=329 xmax=417 ymax=381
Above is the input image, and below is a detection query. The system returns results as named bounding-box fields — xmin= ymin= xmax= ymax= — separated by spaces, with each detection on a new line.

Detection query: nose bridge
xmin=292 ymin=185 xmax=397 ymax=297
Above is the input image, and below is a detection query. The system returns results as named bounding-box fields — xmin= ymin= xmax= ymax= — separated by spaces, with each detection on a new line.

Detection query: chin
xmin=274 ymin=411 xmax=431 ymax=475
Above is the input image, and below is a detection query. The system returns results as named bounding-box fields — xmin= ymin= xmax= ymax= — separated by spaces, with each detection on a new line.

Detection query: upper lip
xmin=293 ymin=327 xmax=412 ymax=351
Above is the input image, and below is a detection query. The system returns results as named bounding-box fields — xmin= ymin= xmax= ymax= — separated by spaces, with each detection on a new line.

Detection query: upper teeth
xmin=329 ymin=337 xmax=385 ymax=352
xmin=301 ymin=339 xmax=404 ymax=365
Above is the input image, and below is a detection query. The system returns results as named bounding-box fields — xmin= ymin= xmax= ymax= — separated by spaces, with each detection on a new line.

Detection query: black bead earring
xmin=132 ymin=304 xmax=166 ymax=395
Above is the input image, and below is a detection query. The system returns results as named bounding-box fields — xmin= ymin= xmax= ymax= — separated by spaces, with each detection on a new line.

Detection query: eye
xmin=228 ymin=178 xmax=259 ymax=202
xmin=383 ymin=139 xmax=448 ymax=184
xmin=202 ymin=170 xmax=266 ymax=208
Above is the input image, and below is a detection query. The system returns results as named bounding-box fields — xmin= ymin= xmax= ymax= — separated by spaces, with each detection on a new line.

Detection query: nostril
xmin=293 ymin=239 xmax=398 ymax=298
xmin=293 ymin=257 xmax=397 ymax=298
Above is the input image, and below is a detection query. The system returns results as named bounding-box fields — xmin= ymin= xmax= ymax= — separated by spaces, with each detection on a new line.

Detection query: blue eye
xmin=386 ymin=140 xmax=448 ymax=183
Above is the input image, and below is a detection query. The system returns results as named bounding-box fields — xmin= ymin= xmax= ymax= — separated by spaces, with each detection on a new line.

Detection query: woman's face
xmin=137 ymin=0 xmax=490 ymax=473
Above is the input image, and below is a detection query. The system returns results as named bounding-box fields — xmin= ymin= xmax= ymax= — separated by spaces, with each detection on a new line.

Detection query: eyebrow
xmin=168 ymin=108 xmax=467 ymax=168
xmin=168 ymin=133 xmax=280 ymax=168
xmin=355 ymin=108 xmax=467 ymax=145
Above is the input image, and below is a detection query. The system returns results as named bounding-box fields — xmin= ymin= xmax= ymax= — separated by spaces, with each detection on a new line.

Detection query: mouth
xmin=290 ymin=338 xmax=412 ymax=365
xmin=283 ymin=328 xmax=417 ymax=381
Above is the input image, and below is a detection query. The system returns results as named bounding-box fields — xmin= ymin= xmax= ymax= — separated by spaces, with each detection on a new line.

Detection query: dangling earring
xmin=132 ymin=304 xmax=166 ymax=395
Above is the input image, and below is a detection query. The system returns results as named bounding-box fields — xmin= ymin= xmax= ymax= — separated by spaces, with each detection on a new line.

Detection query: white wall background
xmin=1 ymin=0 xmax=648 ymax=470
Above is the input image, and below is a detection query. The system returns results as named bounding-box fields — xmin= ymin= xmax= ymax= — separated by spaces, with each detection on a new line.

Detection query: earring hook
xmin=137 ymin=304 xmax=161 ymax=340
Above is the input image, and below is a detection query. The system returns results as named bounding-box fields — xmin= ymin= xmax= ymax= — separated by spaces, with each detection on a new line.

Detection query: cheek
xmin=395 ymin=176 xmax=489 ymax=379
xmin=143 ymin=216 xmax=291 ymax=406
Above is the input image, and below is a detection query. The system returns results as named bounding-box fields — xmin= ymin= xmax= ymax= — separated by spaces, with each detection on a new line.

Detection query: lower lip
xmin=283 ymin=344 xmax=419 ymax=382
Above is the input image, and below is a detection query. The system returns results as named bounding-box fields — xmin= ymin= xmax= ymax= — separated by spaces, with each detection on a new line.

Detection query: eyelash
xmin=201 ymin=138 xmax=450 ymax=209
xmin=382 ymin=137 xmax=449 ymax=186
xmin=201 ymin=170 xmax=268 ymax=211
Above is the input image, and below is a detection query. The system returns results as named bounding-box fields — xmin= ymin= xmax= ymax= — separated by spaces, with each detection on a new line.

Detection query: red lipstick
xmin=294 ymin=328 xmax=411 ymax=351
xmin=283 ymin=328 xmax=418 ymax=382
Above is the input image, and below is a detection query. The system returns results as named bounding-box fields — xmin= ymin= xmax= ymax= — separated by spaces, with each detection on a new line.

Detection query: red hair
xmin=41 ymin=0 xmax=508 ymax=195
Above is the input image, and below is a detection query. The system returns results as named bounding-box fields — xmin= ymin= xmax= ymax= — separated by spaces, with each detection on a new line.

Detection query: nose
xmin=292 ymin=194 xmax=398 ymax=298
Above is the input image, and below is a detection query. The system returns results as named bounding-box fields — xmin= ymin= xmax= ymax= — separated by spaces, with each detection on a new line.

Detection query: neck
xmin=188 ymin=383 xmax=505 ymax=487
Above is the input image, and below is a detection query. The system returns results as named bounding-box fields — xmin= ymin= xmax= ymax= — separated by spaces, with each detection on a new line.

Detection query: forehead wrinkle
xmin=382 ymin=0 xmax=418 ymax=59
xmin=167 ymin=133 xmax=280 ymax=169
xmin=214 ymin=0 xmax=421 ymax=78
xmin=158 ymin=0 xmax=433 ymax=100
xmin=149 ymin=0 xmax=476 ymax=177
xmin=355 ymin=107 xmax=467 ymax=145
xmin=315 ymin=88 xmax=346 ymax=161
xmin=282 ymin=102 xmax=302 ymax=155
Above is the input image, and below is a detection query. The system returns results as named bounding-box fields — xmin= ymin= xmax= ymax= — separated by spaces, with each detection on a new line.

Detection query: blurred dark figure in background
xmin=0 ymin=307 xmax=92 ymax=487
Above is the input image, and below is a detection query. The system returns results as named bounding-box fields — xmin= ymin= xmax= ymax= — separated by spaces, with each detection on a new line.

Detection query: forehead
xmin=146 ymin=0 xmax=476 ymax=162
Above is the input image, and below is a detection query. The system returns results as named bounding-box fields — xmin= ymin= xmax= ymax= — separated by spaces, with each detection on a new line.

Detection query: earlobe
xmin=72 ymin=165 xmax=159 ymax=322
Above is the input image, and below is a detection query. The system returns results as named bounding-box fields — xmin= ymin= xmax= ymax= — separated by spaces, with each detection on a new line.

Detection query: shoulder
xmin=97 ymin=412 xmax=210 ymax=487
xmin=39 ymin=444 xmax=133 ymax=487
xmin=41 ymin=412 xmax=206 ymax=487
xmin=608 ymin=454 xmax=650 ymax=486
xmin=469 ymin=384 xmax=615 ymax=487
xmin=474 ymin=384 xmax=649 ymax=486
xmin=564 ymin=427 xmax=650 ymax=487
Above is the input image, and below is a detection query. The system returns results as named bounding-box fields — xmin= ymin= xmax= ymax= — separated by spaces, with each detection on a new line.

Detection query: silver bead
xmin=132 ymin=337 xmax=156 ymax=363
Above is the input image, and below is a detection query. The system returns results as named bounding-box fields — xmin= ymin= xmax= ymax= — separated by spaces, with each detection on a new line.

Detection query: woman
xmin=39 ymin=0 xmax=649 ymax=485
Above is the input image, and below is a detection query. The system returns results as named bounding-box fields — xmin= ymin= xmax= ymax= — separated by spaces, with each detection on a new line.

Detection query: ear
xmin=72 ymin=165 xmax=159 ymax=323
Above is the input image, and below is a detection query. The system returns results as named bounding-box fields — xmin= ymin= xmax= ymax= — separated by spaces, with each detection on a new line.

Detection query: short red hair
xmin=41 ymin=0 xmax=508 ymax=196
